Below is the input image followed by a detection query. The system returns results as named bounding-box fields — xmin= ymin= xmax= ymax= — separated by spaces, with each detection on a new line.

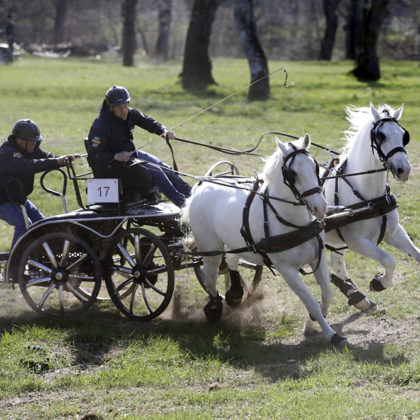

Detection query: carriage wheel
xmin=105 ymin=228 xmax=174 ymax=320
xmin=18 ymin=232 xmax=101 ymax=316
xmin=194 ymin=258 xmax=263 ymax=298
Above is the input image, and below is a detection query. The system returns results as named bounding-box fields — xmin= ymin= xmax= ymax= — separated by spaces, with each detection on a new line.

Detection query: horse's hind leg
xmin=223 ymin=254 xmax=244 ymax=308
xmin=348 ymin=237 xmax=396 ymax=291
xmin=329 ymin=249 xmax=376 ymax=311
xmin=201 ymin=255 xmax=224 ymax=322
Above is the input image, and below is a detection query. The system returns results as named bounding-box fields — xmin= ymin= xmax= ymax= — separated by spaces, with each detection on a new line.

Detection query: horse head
xmin=274 ymin=134 xmax=327 ymax=221
xmin=370 ymin=102 xmax=411 ymax=182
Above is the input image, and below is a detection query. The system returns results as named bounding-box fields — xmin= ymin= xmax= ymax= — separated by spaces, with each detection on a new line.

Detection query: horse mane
xmin=262 ymin=147 xmax=283 ymax=185
xmin=341 ymin=104 xmax=396 ymax=158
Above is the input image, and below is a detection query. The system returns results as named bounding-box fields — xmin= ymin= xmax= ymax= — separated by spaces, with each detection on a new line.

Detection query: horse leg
xmin=201 ymin=255 xmax=224 ymax=322
xmin=384 ymin=223 xmax=420 ymax=262
xmin=348 ymin=237 xmax=396 ymax=291
xmin=223 ymin=254 xmax=244 ymax=308
xmin=303 ymin=253 xmax=334 ymax=337
xmin=279 ymin=266 xmax=347 ymax=346
xmin=329 ymin=250 xmax=376 ymax=311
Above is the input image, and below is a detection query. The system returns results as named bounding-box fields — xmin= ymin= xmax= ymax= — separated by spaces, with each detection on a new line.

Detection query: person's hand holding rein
xmin=57 ymin=154 xmax=80 ymax=165
xmin=162 ymin=130 xmax=175 ymax=141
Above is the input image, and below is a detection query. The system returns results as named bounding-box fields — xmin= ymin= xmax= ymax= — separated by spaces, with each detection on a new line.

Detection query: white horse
xmin=323 ymin=103 xmax=420 ymax=310
xmin=185 ymin=135 xmax=347 ymax=346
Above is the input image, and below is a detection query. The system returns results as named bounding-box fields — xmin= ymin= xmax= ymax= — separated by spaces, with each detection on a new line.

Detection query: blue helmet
xmin=105 ymin=85 xmax=131 ymax=106
xmin=12 ymin=119 xmax=43 ymax=142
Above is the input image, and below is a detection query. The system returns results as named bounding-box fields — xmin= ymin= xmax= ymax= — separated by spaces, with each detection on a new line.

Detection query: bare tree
xmin=121 ymin=0 xmax=138 ymax=66
xmin=352 ymin=0 xmax=389 ymax=80
xmin=181 ymin=0 xmax=225 ymax=90
xmin=53 ymin=0 xmax=68 ymax=44
xmin=234 ymin=0 xmax=269 ymax=100
xmin=155 ymin=0 xmax=172 ymax=59
xmin=319 ymin=0 xmax=341 ymax=60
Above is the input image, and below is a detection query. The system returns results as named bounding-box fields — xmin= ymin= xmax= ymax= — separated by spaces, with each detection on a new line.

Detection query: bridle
xmin=370 ymin=117 xmax=410 ymax=165
xmin=281 ymin=144 xmax=322 ymax=206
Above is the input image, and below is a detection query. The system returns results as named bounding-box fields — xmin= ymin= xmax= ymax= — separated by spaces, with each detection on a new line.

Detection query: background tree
xmin=155 ymin=0 xmax=172 ymax=59
xmin=234 ymin=0 xmax=270 ymax=100
xmin=53 ymin=0 xmax=68 ymax=44
xmin=181 ymin=0 xmax=225 ymax=90
xmin=319 ymin=0 xmax=341 ymax=60
xmin=344 ymin=0 xmax=361 ymax=59
xmin=121 ymin=0 xmax=138 ymax=66
xmin=352 ymin=0 xmax=389 ymax=80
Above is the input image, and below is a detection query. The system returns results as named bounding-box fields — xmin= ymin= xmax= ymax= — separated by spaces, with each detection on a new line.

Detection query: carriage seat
xmin=84 ymin=137 xmax=161 ymax=207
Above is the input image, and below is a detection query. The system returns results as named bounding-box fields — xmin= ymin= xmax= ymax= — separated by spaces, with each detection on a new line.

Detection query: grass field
xmin=0 ymin=55 xmax=418 ymax=419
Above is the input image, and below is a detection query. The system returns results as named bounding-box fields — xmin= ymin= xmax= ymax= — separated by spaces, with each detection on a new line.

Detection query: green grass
xmin=0 ymin=55 xmax=419 ymax=419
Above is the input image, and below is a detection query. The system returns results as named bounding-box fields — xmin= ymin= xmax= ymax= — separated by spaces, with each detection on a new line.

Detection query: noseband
xmin=282 ymin=145 xmax=322 ymax=204
xmin=370 ymin=117 xmax=410 ymax=164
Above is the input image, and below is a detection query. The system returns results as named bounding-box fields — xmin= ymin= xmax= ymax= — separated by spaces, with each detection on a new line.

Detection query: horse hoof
xmin=369 ymin=278 xmax=386 ymax=292
xmin=354 ymin=298 xmax=373 ymax=312
xmin=330 ymin=333 xmax=348 ymax=347
xmin=204 ymin=295 xmax=223 ymax=323
xmin=225 ymin=287 xmax=244 ymax=308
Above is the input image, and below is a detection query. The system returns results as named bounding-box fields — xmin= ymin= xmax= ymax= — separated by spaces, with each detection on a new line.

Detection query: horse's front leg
xmin=278 ymin=266 xmax=347 ymax=346
xmin=347 ymin=237 xmax=396 ymax=290
xmin=329 ymin=248 xmax=376 ymax=311
xmin=304 ymin=252 xmax=334 ymax=337
xmin=385 ymin=223 xmax=420 ymax=263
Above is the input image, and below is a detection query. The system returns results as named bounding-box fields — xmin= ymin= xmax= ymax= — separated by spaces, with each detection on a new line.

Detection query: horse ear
xmin=275 ymin=137 xmax=287 ymax=154
xmin=370 ymin=102 xmax=381 ymax=122
xmin=393 ymin=104 xmax=404 ymax=121
xmin=303 ymin=133 xmax=311 ymax=149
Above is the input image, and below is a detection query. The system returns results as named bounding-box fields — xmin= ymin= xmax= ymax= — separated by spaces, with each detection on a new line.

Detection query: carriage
xmin=0 ymin=156 xmax=262 ymax=321
xmin=0 ymin=102 xmax=416 ymax=347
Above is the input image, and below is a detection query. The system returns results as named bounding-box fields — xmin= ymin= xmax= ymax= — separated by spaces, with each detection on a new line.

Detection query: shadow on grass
xmin=0 ymin=298 xmax=410 ymax=383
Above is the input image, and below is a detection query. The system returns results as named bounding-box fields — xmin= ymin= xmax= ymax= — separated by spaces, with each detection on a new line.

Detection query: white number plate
xmin=87 ymin=178 xmax=119 ymax=203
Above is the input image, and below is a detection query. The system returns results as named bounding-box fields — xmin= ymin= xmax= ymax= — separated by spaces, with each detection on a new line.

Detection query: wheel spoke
xmin=143 ymin=244 xmax=157 ymax=266
xmin=141 ymin=283 xmax=153 ymax=314
xmin=134 ymin=234 xmax=141 ymax=263
xmin=65 ymin=253 xmax=88 ymax=271
xmin=60 ymin=240 xmax=71 ymax=266
xmin=117 ymin=242 xmax=136 ymax=267
xmin=68 ymin=273 xmax=95 ymax=281
xmin=65 ymin=280 xmax=89 ymax=303
xmin=28 ymin=259 xmax=52 ymax=274
xmin=145 ymin=264 xmax=167 ymax=276
xmin=115 ymin=277 xmax=134 ymax=294
xmin=129 ymin=283 xmax=139 ymax=314
xmin=42 ymin=242 xmax=58 ymax=268
xmin=59 ymin=285 xmax=65 ymax=314
xmin=110 ymin=265 xmax=132 ymax=277
xmin=144 ymin=278 xmax=166 ymax=296
xmin=38 ymin=282 xmax=56 ymax=310
xmin=26 ymin=276 xmax=52 ymax=287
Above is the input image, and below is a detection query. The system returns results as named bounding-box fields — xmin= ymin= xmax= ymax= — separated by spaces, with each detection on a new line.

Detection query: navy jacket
xmin=86 ymin=101 xmax=166 ymax=171
xmin=0 ymin=136 xmax=60 ymax=204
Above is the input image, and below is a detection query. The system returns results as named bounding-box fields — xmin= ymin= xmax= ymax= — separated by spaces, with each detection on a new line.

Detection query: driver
xmin=0 ymin=119 xmax=76 ymax=248
xmin=86 ymin=85 xmax=191 ymax=207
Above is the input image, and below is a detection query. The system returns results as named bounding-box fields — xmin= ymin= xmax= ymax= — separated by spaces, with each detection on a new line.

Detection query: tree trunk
xmin=181 ymin=0 xmax=225 ymax=91
xmin=155 ymin=0 xmax=172 ymax=60
xmin=344 ymin=0 xmax=361 ymax=59
xmin=319 ymin=0 xmax=341 ymax=60
xmin=352 ymin=0 xmax=389 ymax=81
xmin=234 ymin=0 xmax=270 ymax=100
xmin=53 ymin=0 xmax=68 ymax=44
xmin=121 ymin=0 xmax=138 ymax=67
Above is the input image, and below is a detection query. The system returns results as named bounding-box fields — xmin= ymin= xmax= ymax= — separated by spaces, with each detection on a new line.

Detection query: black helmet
xmin=105 ymin=85 xmax=131 ymax=106
xmin=12 ymin=119 xmax=43 ymax=142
